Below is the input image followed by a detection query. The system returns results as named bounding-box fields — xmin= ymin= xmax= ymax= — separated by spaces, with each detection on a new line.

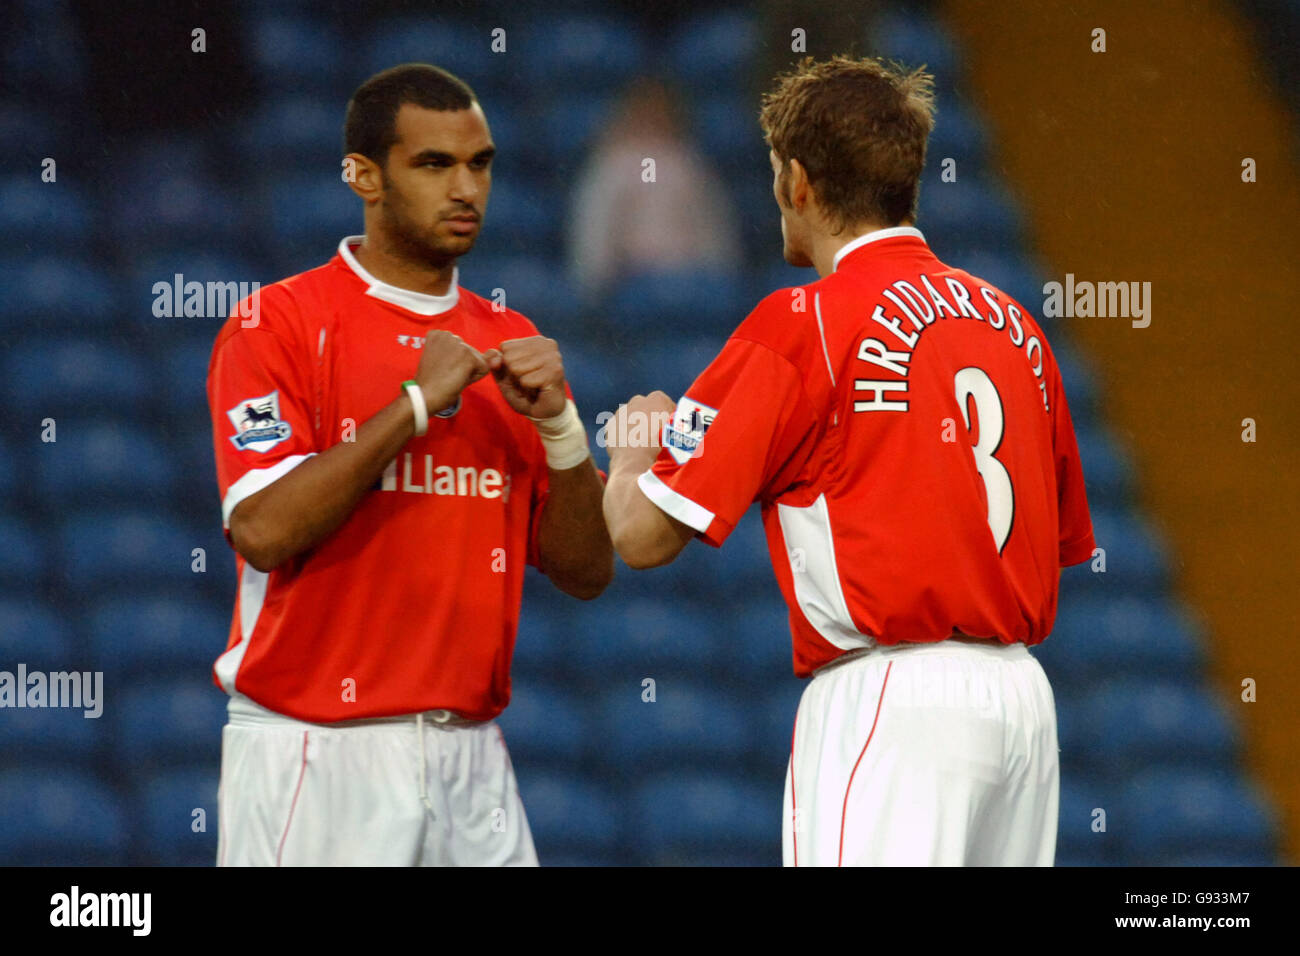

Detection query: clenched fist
xmin=414 ymin=330 xmax=490 ymax=414
xmin=483 ymin=336 xmax=567 ymax=419
xmin=607 ymin=390 xmax=676 ymax=475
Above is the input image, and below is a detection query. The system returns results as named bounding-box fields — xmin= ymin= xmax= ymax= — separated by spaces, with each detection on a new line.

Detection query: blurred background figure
xmin=567 ymin=78 xmax=742 ymax=304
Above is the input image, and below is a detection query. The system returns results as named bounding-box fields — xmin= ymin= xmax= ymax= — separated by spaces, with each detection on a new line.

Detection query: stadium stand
xmin=0 ymin=0 xmax=1281 ymax=867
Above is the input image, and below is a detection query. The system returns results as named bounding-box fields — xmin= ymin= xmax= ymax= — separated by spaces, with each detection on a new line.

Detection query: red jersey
xmin=640 ymin=227 xmax=1095 ymax=677
xmin=206 ymin=236 xmax=561 ymax=721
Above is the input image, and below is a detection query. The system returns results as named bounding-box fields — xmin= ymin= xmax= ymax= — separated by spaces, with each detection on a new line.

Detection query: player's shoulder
xmin=734 ymin=281 xmax=817 ymax=345
xmin=212 ymin=261 xmax=332 ymax=352
xmin=726 ymin=277 xmax=844 ymax=377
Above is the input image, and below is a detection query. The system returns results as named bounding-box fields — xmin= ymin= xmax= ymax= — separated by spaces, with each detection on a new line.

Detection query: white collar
xmin=338 ymin=235 xmax=460 ymax=316
xmin=831 ymin=226 xmax=926 ymax=272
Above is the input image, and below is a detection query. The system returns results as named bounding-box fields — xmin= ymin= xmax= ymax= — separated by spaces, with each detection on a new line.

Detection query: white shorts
xmin=783 ymin=639 xmax=1059 ymax=866
xmin=217 ymin=695 xmax=538 ymax=866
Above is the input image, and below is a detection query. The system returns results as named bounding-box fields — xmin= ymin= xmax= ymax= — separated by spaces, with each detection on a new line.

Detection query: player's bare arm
xmin=602 ymin=390 xmax=695 ymax=569
xmin=228 ymin=330 xmax=488 ymax=572
xmin=486 ymin=335 xmax=613 ymax=599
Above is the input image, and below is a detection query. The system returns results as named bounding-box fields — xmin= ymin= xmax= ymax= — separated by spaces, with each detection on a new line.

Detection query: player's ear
xmin=787 ymin=157 xmax=810 ymax=211
xmin=343 ymin=153 xmax=384 ymax=203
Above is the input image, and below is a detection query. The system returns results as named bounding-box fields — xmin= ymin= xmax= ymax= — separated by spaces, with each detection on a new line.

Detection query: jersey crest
xmin=663 ymin=396 xmax=717 ymax=465
xmin=227 ymin=390 xmax=293 ymax=452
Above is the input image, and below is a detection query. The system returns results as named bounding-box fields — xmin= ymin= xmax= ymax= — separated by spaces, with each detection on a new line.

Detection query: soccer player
xmin=602 ymin=56 xmax=1094 ymax=866
xmin=206 ymin=64 xmax=612 ymax=866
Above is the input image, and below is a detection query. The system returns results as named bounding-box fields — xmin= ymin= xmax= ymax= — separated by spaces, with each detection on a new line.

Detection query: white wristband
xmin=403 ymin=380 xmax=428 ymax=436
xmin=528 ymin=398 xmax=589 ymax=470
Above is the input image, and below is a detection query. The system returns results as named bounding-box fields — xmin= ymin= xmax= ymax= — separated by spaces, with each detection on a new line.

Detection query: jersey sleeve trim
xmin=1059 ymin=530 xmax=1096 ymax=567
xmin=637 ymin=469 xmax=714 ymax=534
xmin=222 ymin=453 xmax=317 ymax=529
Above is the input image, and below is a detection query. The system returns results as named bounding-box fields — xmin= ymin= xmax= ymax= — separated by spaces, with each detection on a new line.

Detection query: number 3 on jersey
xmin=954 ymin=367 xmax=1014 ymax=553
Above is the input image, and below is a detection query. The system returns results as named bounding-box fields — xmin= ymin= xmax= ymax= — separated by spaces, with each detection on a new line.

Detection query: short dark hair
xmin=760 ymin=55 xmax=935 ymax=230
xmin=344 ymin=63 xmax=477 ymax=166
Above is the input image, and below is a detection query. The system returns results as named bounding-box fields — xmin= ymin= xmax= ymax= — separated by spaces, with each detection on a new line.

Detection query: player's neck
xmin=809 ymin=219 xmax=909 ymax=277
xmin=351 ymin=235 xmax=457 ymax=297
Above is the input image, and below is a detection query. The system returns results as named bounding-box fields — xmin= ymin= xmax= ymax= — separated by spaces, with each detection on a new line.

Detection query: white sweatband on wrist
xmin=528 ymin=398 xmax=589 ymax=470
xmin=403 ymin=380 xmax=428 ymax=436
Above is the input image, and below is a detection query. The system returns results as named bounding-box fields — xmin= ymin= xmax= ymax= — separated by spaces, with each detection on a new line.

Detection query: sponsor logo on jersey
xmin=227 ymin=390 xmax=293 ymax=452
xmin=663 ymin=395 xmax=717 ymax=465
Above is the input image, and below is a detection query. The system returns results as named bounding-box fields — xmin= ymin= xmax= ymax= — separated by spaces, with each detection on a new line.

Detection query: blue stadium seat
xmin=1051 ymin=343 xmax=1100 ymax=424
xmin=1116 ymin=768 xmax=1278 ymax=861
xmin=731 ymin=596 xmax=796 ymax=677
xmin=735 ymin=168 xmax=786 ymax=249
xmin=242 ymin=95 xmax=344 ymax=167
xmin=631 ymin=773 xmax=774 ymax=858
xmin=571 ymin=596 xmax=722 ymax=675
xmin=0 ymin=770 xmax=128 ymax=864
xmin=761 ymin=261 xmax=817 ymax=298
xmin=1055 ymin=780 xmax=1120 ymax=863
xmin=87 ymin=596 xmax=229 ymax=680
xmin=1072 ymin=423 xmax=1136 ymax=506
xmin=115 ymin=680 xmax=227 ymax=768
xmin=3 ymin=7 xmax=86 ymax=99
xmin=516 ymin=772 xmax=622 ymax=853
xmin=497 ymin=683 xmax=589 ymax=764
xmin=512 ymin=591 xmax=569 ymax=676
xmin=362 ymin=17 xmax=500 ymax=94
xmin=1157 ymin=848 xmax=1279 ymax=867
xmin=927 ymin=97 xmax=990 ymax=171
xmin=36 ymin=420 xmax=178 ymax=503
xmin=920 ymin=175 xmax=1022 ymax=249
xmin=868 ymin=10 xmax=963 ymax=84
xmin=0 ymin=339 xmax=150 ymax=416
xmin=647 ymin=530 xmax=754 ymax=604
xmin=165 ymin=334 xmax=219 ymax=410
xmin=134 ymin=768 xmax=219 ymax=865
xmin=0 ymin=514 xmax=49 ymax=585
xmin=668 ymin=10 xmax=759 ymax=90
xmin=0 ymin=437 xmax=14 ymax=499
xmin=1082 ymin=506 xmax=1171 ymax=593
xmin=110 ymin=172 xmax=244 ymax=246
xmin=0 ymin=177 xmax=93 ymax=249
xmin=691 ymin=93 xmax=758 ymax=167
xmin=618 ymin=335 xmax=727 ymax=399
xmin=546 ymin=339 xmax=624 ymax=426
xmin=532 ymin=93 xmax=618 ymax=166
xmin=266 ymin=174 xmax=359 ymax=246
xmin=180 ymin=426 xmax=221 ymax=513
xmin=1063 ymin=679 xmax=1238 ymax=774
xmin=720 ymin=510 xmax=778 ymax=596
xmin=0 ymin=703 xmax=105 ymax=770
xmin=57 ymin=510 xmax=202 ymax=589
xmin=1036 ymin=595 xmax=1204 ymax=687
xmin=759 ymin=676 xmax=800 ymax=749
xmin=0 ymin=599 xmax=77 ymax=665
xmin=460 ymin=251 xmax=577 ymax=317
xmin=0 ymin=100 xmax=67 ymax=160
xmin=0 ymin=257 xmax=120 ymax=328
xmin=516 ymin=15 xmax=647 ymax=89
xmin=598 ymin=681 xmax=753 ymax=763
xmin=249 ymin=15 xmax=351 ymax=96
